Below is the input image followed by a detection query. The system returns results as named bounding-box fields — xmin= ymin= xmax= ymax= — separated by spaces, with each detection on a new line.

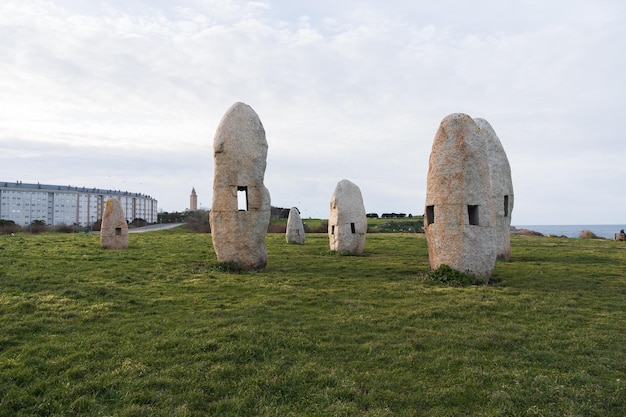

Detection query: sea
xmin=515 ymin=225 xmax=625 ymax=239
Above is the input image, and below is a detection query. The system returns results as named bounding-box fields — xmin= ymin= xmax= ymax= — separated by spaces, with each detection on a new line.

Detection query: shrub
xmin=54 ymin=224 xmax=75 ymax=233
xmin=130 ymin=218 xmax=147 ymax=228
xmin=26 ymin=220 xmax=48 ymax=234
xmin=428 ymin=264 xmax=487 ymax=286
xmin=0 ymin=220 xmax=19 ymax=235
xmin=183 ymin=211 xmax=210 ymax=233
xmin=267 ymin=223 xmax=286 ymax=233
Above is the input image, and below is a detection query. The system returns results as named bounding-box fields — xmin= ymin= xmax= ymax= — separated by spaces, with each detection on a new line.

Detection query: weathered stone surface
xmin=100 ymin=198 xmax=129 ymax=249
xmin=286 ymin=207 xmax=305 ymax=244
xmin=424 ymin=113 xmax=496 ymax=278
xmin=209 ymin=102 xmax=271 ymax=270
xmin=475 ymin=118 xmax=514 ymax=261
xmin=328 ymin=179 xmax=367 ymax=255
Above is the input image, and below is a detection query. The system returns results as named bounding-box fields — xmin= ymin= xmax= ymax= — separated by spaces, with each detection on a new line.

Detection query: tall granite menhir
xmin=424 ymin=113 xmax=496 ymax=278
xmin=100 ymin=198 xmax=129 ymax=250
xmin=209 ymin=102 xmax=271 ymax=270
xmin=328 ymin=179 xmax=367 ymax=255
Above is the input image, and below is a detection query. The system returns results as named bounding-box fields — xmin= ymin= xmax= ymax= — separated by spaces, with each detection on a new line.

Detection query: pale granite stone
xmin=286 ymin=207 xmax=305 ymax=244
xmin=100 ymin=198 xmax=129 ymax=250
xmin=424 ymin=113 xmax=496 ymax=278
xmin=209 ymin=102 xmax=271 ymax=270
xmin=475 ymin=117 xmax=514 ymax=261
xmin=328 ymin=179 xmax=367 ymax=255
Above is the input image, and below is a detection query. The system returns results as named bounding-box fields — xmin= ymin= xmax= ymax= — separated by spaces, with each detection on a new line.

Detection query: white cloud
xmin=1 ymin=0 xmax=625 ymax=222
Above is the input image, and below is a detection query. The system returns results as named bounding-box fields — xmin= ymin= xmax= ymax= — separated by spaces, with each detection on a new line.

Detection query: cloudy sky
xmin=1 ymin=0 xmax=624 ymax=224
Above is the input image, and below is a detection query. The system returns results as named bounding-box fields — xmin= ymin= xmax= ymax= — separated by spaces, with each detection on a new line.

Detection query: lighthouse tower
xmin=190 ymin=188 xmax=198 ymax=210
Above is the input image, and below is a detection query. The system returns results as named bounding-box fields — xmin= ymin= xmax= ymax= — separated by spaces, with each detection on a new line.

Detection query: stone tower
xmin=424 ymin=113 xmax=496 ymax=278
xmin=328 ymin=179 xmax=367 ymax=255
xmin=100 ymin=198 xmax=129 ymax=249
xmin=190 ymin=188 xmax=198 ymax=210
xmin=209 ymin=102 xmax=271 ymax=270
xmin=475 ymin=118 xmax=514 ymax=261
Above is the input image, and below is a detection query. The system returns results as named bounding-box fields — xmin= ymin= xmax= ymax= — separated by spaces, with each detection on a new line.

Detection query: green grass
xmin=1 ymin=230 xmax=625 ymax=416
xmin=366 ymin=217 xmax=424 ymax=233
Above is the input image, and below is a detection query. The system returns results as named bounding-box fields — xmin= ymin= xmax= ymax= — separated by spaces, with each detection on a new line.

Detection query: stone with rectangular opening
xmin=331 ymin=225 xmax=335 ymax=235
xmin=350 ymin=222 xmax=356 ymax=234
xmin=237 ymin=186 xmax=248 ymax=211
xmin=115 ymin=227 xmax=122 ymax=236
xmin=503 ymin=195 xmax=509 ymax=217
xmin=468 ymin=205 xmax=479 ymax=226
xmin=426 ymin=205 xmax=434 ymax=225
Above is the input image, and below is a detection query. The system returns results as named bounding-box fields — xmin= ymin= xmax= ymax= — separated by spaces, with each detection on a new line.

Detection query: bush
xmin=54 ymin=224 xmax=75 ymax=233
xmin=26 ymin=220 xmax=48 ymax=234
xmin=183 ymin=211 xmax=211 ymax=233
xmin=267 ymin=223 xmax=286 ymax=233
xmin=0 ymin=220 xmax=20 ymax=235
xmin=428 ymin=264 xmax=487 ymax=286
xmin=130 ymin=218 xmax=147 ymax=228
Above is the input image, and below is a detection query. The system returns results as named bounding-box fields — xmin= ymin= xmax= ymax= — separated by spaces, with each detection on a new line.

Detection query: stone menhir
xmin=100 ymin=198 xmax=129 ymax=249
xmin=209 ymin=102 xmax=271 ymax=270
xmin=328 ymin=179 xmax=367 ymax=255
xmin=424 ymin=113 xmax=496 ymax=278
xmin=475 ymin=118 xmax=514 ymax=261
xmin=286 ymin=207 xmax=305 ymax=244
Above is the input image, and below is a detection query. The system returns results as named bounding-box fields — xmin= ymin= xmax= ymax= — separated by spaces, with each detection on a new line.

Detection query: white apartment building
xmin=0 ymin=182 xmax=158 ymax=227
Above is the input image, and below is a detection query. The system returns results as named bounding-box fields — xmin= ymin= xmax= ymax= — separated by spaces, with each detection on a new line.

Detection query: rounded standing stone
xmin=100 ymin=198 xmax=129 ymax=250
xmin=328 ymin=179 xmax=367 ymax=255
xmin=209 ymin=102 xmax=271 ymax=270
xmin=424 ymin=113 xmax=496 ymax=278
xmin=286 ymin=207 xmax=305 ymax=244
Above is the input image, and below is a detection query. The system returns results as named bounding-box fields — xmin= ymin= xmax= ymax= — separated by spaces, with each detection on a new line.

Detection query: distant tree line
xmin=0 ymin=218 xmax=152 ymax=234
xmin=367 ymin=213 xmax=413 ymax=219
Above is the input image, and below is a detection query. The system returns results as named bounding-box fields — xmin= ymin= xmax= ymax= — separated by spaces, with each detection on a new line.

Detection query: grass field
xmin=1 ymin=229 xmax=625 ymax=416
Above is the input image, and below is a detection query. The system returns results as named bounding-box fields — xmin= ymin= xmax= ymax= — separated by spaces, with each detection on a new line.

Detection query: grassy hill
xmin=0 ymin=229 xmax=624 ymax=416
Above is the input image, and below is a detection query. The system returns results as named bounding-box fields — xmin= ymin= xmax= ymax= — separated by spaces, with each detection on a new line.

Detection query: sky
xmin=1 ymin=0 xmax=625 ymax=225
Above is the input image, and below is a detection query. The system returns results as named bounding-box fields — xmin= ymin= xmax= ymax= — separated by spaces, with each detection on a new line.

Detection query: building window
xmin=468 ymin=205 xmax=479 ymax=226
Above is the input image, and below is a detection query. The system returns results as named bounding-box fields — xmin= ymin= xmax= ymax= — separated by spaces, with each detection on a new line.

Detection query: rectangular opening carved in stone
xmin=504 ymin=195 xmax=509 ymax=217
xmin=468 ymin=205 xmax=479 ymax=226
xmin=426 ymin=205 xmax=434 ymax=225
xmin=115 ymin=227 xmax=122 ymax=236
xmin=331 ymin=225 xmax=335 ymax=235
xmin=237 ymin=186 xmax=248 ymax=211
xmin=351 ymin=222 xmax=356 ymax=234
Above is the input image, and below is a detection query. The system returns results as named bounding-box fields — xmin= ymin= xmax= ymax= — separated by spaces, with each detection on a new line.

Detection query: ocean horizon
xmin=515 ymin=224 xmax=625 ymax=239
